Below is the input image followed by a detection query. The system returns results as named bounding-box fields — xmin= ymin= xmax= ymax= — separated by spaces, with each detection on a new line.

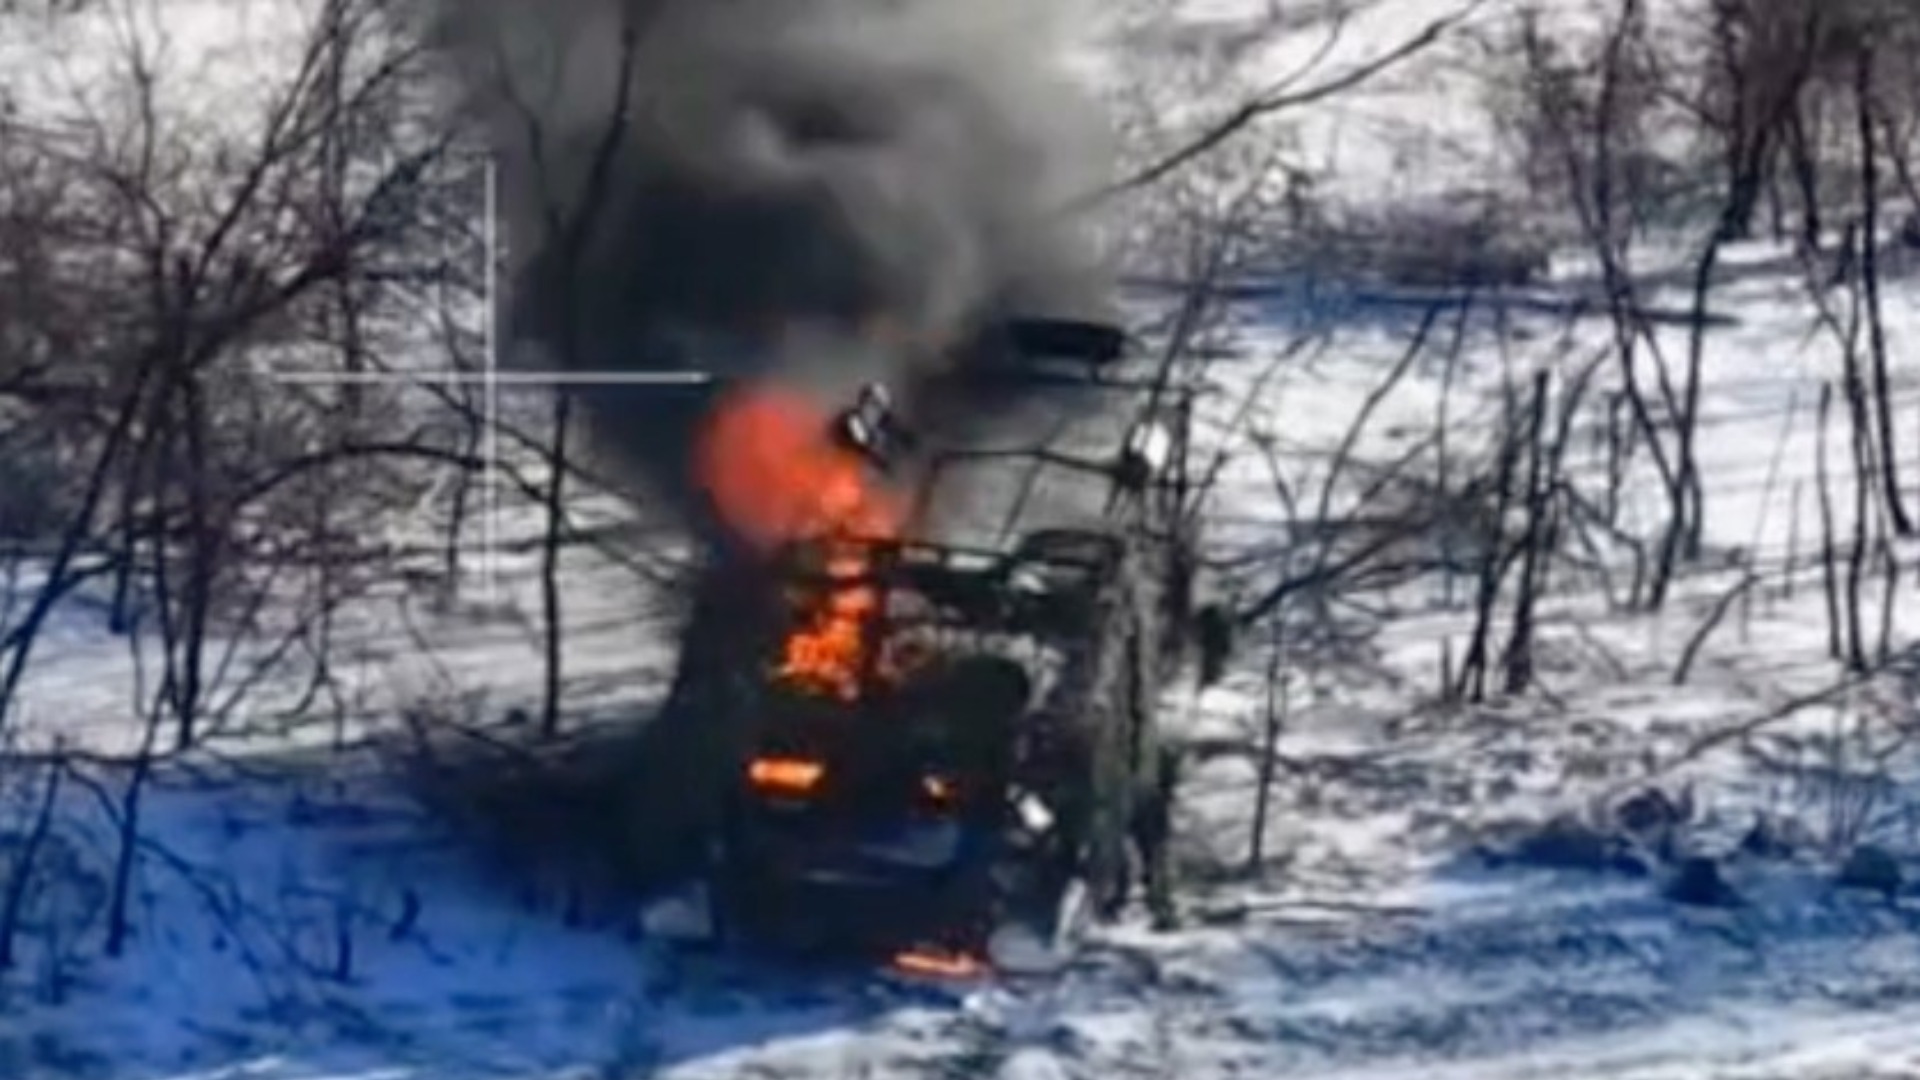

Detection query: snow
xmin=7 ymin=0 xmax=1920 ymax=1076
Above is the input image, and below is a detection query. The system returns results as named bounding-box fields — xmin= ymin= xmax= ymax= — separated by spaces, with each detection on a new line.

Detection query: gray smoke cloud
xmin=424 ymin=0 xmax=1116 ymax=528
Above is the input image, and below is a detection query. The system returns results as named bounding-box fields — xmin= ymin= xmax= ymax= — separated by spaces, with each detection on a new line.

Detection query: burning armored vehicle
xmin=645 ymin=317 xmax=1209 ymax=977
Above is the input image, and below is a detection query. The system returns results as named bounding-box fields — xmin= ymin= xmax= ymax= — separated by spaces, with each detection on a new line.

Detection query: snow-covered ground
xmin=7 ymin=0 xmax=1920 ymax=1077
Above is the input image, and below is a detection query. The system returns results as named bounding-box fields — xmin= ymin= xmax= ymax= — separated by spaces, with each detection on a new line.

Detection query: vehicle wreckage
xmin=642 ymin=316 xmax=1222 ymax=979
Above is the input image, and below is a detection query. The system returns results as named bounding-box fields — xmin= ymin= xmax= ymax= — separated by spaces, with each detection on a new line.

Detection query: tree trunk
xmin=1785 ymin=106 xmax=1822 ymax=251
xmin=540 ymin=393 xmax=572 ymax=739
xmin=1854 ymin=47 xmax=1913 ymax=536
xmin=1458 ymin=380 xmax=1522 ymax=703
xmin=1844 ymin=365 xmax=1873 ymax=673
xmin=1817 ymin=383 xmax=1843 ymax=661
xmin=175 ymin=376 xmax=215 ymax=750
xmin=1502 ymin=371 xmax=1551 ymax=695
xmin=1247 ymin=619 xmax=1285 ymax=873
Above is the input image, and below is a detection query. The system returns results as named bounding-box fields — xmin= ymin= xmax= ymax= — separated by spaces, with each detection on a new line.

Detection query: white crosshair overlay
xmin=266 ymin=157 xmax=710 ymax=602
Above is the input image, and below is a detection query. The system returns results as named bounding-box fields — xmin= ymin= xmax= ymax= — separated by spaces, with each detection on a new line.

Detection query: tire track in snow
xmin=955 ymin=871 xmax=1920 ymax=1079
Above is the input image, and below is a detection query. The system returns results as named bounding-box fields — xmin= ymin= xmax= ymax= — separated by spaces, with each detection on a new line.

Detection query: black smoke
xmin=424 ymin=0 xmax=1116 ymax=524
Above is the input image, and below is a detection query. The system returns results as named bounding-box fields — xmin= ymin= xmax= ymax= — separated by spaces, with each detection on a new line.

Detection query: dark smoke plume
xmin=424 ymin=0 xmax=1116 ymax=524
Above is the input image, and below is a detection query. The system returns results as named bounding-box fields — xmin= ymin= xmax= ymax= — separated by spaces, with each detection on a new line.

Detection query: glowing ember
xmin=891 ymin=946 xmax=985 ymax=979
xmin=747 ymin=756 xmax=825 ymax=795
xmin=694 ymin=384 xmax=906 ymax=700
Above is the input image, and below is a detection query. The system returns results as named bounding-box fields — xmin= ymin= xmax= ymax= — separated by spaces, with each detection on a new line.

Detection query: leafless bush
xmin=0 ymin=0 xmax=570 ymax=978
xmin=1748 ymin=678 xmax=1920 ymax=857
xmin=1327 ymin=193 xmax=1555 ymax=288
xmin=0 ymin=0 xmax=488 ymax=749
xmin=1472 ymin=0 xmax=1920 ymax=620
xmin=1478 ymin=1 xmax=1680 ymax=235
xmin=1477 ymin=0 xmax=1720 ymax=611
xmin=390 ymin=696 xmax=722 ymax=927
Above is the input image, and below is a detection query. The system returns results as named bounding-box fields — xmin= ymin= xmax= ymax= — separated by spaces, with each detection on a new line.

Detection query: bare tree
xmin=1095 ymin=0 xmax=1487 ymax=202
xmin=1502 ymin=370 xmax=1551 ymax=694
xmin=1493 ymin=0 xmax=1697 ymax=608
xmin=1458 ymin=374 xmax=1523 ymax=703
xmin=1849 ymin=42 xmax=1913 ymax=535
xmin=475 ymin=9 xmax=644 ymax=739
xmin=1246 ymin=615 xmax=1287 ymax=872
xmin=0 ymin=0 xmax=476 ymax=746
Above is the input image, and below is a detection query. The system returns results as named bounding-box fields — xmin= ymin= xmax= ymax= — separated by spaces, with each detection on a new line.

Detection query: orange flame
xmin=891 ymin=947 xmax=986 ymax=979
xmin=693 ymin=384 xmax=902 ymax=549
xmin=747 ymin=756 xmax=825 ymax=795
xmin=694 ymin=384 xmax=905 ymax=700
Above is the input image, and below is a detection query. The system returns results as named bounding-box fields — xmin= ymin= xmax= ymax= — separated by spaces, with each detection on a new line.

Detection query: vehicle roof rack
xmin=1002 ymin=317 xmax=1129 ymax=367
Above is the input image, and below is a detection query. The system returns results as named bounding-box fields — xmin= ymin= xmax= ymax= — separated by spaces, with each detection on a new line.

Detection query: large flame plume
xmin=694 ymin=384 xmax=905 ymax=700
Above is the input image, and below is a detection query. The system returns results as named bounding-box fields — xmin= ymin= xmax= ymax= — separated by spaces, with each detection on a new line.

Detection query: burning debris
xmin=693 ymin=382 xmax=909 ymax=700
xmin=776 ymin=548 xmax=882 ymax=703
xmin=833 ymin=383 xmax=916 ymax=474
